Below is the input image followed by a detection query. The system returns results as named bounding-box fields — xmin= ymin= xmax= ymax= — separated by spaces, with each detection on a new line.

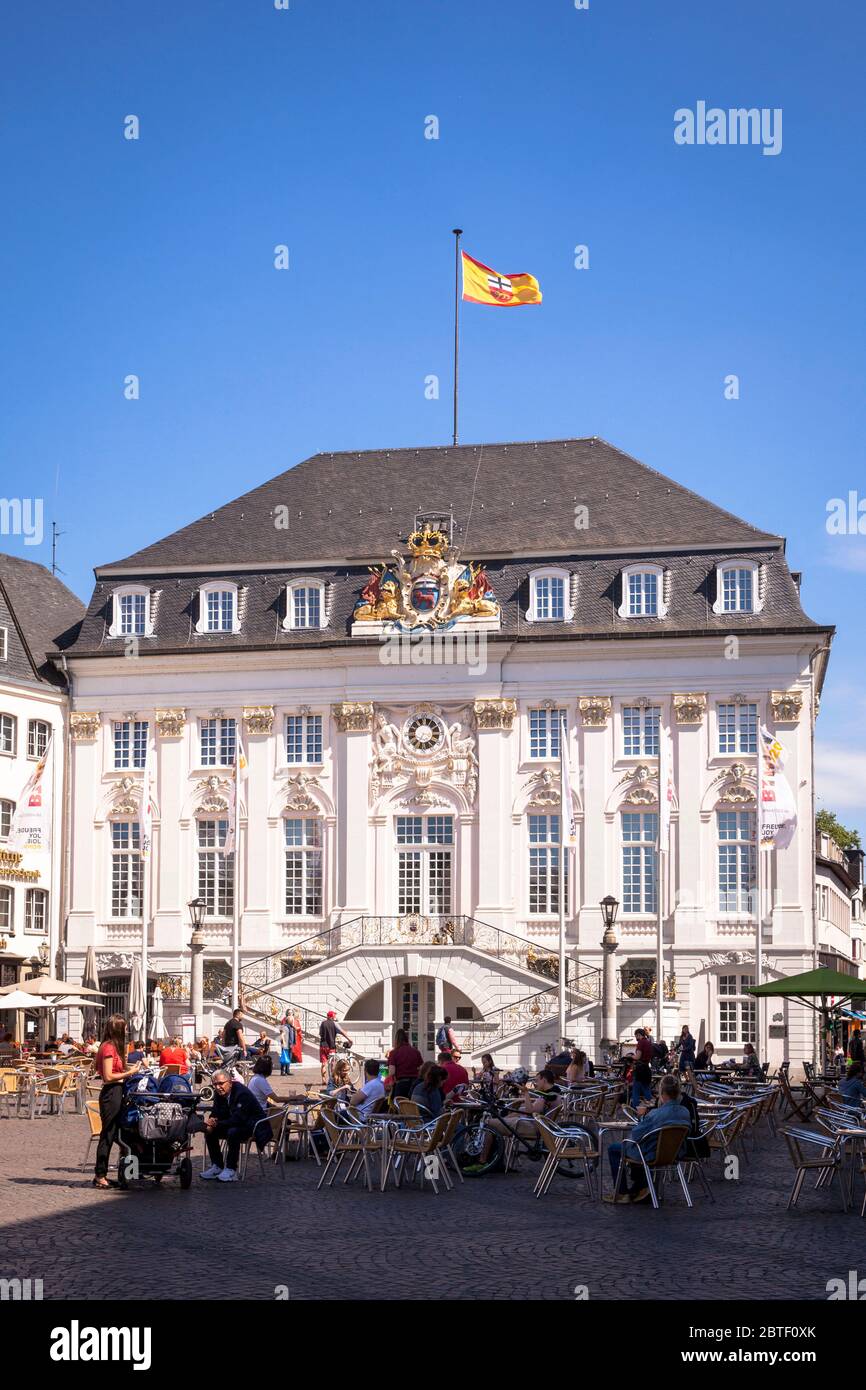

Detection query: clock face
xmin=405 ymin=714 xmax=444 ymax=754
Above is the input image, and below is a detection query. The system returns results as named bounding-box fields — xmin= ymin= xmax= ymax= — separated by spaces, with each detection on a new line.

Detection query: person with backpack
xmin=319 ymin=1011 xmax=353 ymax=1085
xmin=435 ymin=1016 xmax=458 ymax=1055
xmin=279 ymin=1015 xmax=296 ymax=1077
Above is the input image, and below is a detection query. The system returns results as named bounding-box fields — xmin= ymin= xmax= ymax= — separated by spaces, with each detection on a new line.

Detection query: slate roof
xmin=99 ymin=438 xmax=780 ymax=573
xmin=0 ymin=553 xmax=84 ymax=686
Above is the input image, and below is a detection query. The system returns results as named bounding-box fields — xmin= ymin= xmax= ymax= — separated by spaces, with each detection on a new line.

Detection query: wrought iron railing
xmin=454 ymin=969 xmax=601 ymax=1051
xmin=156 ymin=962 xmax=233 ymax=1006
xmin=240 ymin=915 xmax=582 ymax=990
xmin=617 ymin=968 xmax=677 ymax=1002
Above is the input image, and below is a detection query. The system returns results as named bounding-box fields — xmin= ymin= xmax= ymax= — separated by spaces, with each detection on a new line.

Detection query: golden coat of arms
xmin=352 ymin=515 xmax=500 ymax=632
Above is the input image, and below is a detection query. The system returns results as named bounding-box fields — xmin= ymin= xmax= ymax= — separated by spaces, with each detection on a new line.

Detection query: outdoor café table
xmin=596 ymin=1117 xmax=636 ymax=1201
xmin=834 ymin=1128 xmax=866 ymax=1207
xmin=281 ymin=1094 xmax=323 ymax=1159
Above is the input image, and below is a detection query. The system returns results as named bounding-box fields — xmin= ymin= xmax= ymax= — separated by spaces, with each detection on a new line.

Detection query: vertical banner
xmin=559 ymin=711 xmax=576 ymax=845
xmin=758 ymin=726 xmax=797 ymax=849
xmin=140 ymin=734 xmax=153 ymax=859
xmin=659 ymin=721 xmax=673 ymax=851
xmin=10 ymin=735 xmax=52 ymax=853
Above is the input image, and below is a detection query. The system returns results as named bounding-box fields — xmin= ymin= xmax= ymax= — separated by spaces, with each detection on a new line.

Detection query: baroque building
xmin=61 ymin=438 xmax=831 ymax=1068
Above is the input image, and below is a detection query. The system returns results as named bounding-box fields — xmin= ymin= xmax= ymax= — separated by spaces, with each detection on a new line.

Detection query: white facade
xmin=64 ymin=632 xmax=822 ymax=1070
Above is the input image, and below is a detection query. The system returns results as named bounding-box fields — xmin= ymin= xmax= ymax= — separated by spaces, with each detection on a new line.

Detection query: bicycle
xmin=327 ymin=1040 xmax=363 ymax=1089
xmin=449 ymin=1090 xmax=589 ymax=1179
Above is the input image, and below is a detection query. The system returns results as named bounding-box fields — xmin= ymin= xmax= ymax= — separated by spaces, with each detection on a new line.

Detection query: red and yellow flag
xmin=461 ymin=251 xmax=542 ymax=307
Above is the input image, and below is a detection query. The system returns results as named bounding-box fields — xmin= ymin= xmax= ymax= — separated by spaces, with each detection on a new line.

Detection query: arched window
xmin=525 ymin=567 xmax=574 ymax=623
xmin=618 ymin=564 xmax=667 ymax=618
xmin=196 ymin=581 xmax=240 ymax=634
xmin=712 ymin=561 xmax=762 ymax=615
xmin=284 ymin=580 xmax=327 ymax=631
xmin=109 ymin=586 xmax=153 ymax=637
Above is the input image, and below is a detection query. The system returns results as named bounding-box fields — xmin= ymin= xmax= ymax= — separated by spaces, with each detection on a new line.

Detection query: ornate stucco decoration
xmin=198 ymin=775 xmax=230 ymax=814
xmin=578 ymin=696 xmax=612 ymax=729
xmin=156 ymin=708 xmax=186 ymax=738
xmin=351 ymin=516 xmax=500 ymax=632
xmin=473 ymin=698 xmax=517 ymax=731
xmin=243 ymin=706 xmax=274 ymax=736
xmin=770 ymin=690 xmax=803 ymax=724
xmin=111 ymin=776 xmax=141 ymax=818
xmin=285 ymin=772 xmax=320 ymax=813
xmin=715 ymin=762 xmax=755 ymax=805
xmin=527 ymin=768 xmax=560 ymax=808
xmin=96 ymin=952 xmax=138 ymax=971
xmin=371 ymin=703 xmax=477 ymax=807
xmin=332 ymin=701 xmax=375 ymax=733
xmin=396 ymin=790 xmax=448 ymax=809
xmin=707 ymin=950 xmax=755 ymax=966
xmin=673 ymin=693 xmax=707 ymax=725
xmin=70 ymin=711 xmax=100 ymax=742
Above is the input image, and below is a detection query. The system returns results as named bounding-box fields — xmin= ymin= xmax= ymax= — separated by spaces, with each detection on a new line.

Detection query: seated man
xmin=839 ymin=1061 xmax=866 ymax=1108
xmin=201 ymin=1070 xmax=267 ymax=1183
xmin=487 ymin=1068 xmax=562 ymax=1147
xmin=347 ymin=1058 xmax=386 ymax=1115
xmin=438 ymin=1049 xmax=469 ymax=1096
xmin=605 ymin=1073 xmax=691 ymax=1203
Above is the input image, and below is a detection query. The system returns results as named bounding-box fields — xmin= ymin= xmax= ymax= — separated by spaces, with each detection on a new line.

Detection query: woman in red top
xmin=158 ymin=1037 xmax=188 ymax=1074
xmin=93 ymin=1014 xmax=141 ymax=1189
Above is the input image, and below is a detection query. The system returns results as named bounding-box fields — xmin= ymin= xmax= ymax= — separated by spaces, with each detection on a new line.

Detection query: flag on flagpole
xmin=659 ymin=723 xmax=673 ymax=850
xmin=559 ymin=713 xmax=576 ymax=846
xmin=10 ymin=735 xmax=52 ymax=852
xmin=461 ymin=250 xmax=542 ymax=306
xmin=140 ymin=734 xmax=153 ymax=860
xmin=224 ymin=736 xmax=247 ymax=856
xmin=758 ymin=725 xmax=797 ymax=850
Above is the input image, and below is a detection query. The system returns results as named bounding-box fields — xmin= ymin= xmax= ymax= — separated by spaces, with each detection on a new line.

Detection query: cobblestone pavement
xmin=0 ymin=1110 xmax=862 ymax=1301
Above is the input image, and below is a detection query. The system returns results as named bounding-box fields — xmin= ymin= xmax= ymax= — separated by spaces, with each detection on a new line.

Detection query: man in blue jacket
xmin=605 ymin=1073 xmax=691 ymax=1203
xmin=201 ymin=1070 xmax=267 ymax=1184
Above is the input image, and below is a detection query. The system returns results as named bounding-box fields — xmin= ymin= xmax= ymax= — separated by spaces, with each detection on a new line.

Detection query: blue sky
xmin=1 ymin=0 xmax=864 ymax=834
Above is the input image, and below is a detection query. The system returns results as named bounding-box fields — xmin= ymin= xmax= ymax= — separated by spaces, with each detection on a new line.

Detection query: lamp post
xmin=188 ymin=898 xmax=206 ymax=1037
xmin=600 ymin=895 xmax=620 ymax=1056
xmin=38 ymin=941 xmax=50 ymax=975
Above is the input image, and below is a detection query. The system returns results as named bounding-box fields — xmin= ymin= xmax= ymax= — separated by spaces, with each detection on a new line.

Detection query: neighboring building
xmin=61 ymin=438 xmax=832 ymax=1069
xmin=0 ymin=554 xmax=83 ymax=1040
xmin=815 ymin=830 xmax=863 ymax=977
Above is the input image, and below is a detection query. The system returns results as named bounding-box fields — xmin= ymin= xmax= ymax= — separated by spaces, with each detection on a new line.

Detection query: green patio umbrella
xmin=749 ymin=967 xmax=866 ymax=1068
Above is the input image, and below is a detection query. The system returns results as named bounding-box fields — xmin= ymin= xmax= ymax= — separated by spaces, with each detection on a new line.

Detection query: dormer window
xmin=196 ymin=582 xmax=240 ymax=634
xmin=713 ymin=562 xmax=761 ymax=615
xmin=526 ymin=568 xmax=574 ymax=623
xmin=284 ymin=580 xmax=326 ymax=631
xmin=109 ymin=586 xmax=153 ymax=638
xmin=619 ymin=565 xmax=667 ymax=618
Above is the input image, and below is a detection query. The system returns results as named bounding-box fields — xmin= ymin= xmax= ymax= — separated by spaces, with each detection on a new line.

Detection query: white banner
xmin=224 ymin=737 xmax=247 ymax=856
xmin=10 ymin=737 xmax=52 ymax=853
xmin=140 ymin=733 xmax=153 ymax=860
xmin=758 ymin=725 xmax=797 ymax=850
xmin=559 ymin=712 xmax=576 ymax=846
xmin=659 ymin=722 xmax=673 ymax=849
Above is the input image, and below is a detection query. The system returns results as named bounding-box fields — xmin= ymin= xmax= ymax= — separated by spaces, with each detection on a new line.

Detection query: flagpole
xmin=140 ymin=734 xmax=151 ymax=1042
xmin=755 ymin=737 xmax=765 ymax=1062
xmin=558 ymin=817 xmax=566 ymax=1050
xmin=452 ymin=228 xmax=462 ymax=446
xmin=230 ymin=741 xmax=241 ymax=1010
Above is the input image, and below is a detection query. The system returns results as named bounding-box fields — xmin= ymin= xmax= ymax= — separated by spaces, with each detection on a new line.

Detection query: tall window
xmin=621 ymin=811 xmax=658 ymax=914
xmin=24 ymin=888 xmax=47 ymax=934
xmin=396 ymin=815 xmax=453 ymax=915
xmin=285 ymin=713 xmax=323 ymax=765
xmin=287 ymin=583 xmax=324 ymax=630
xmin=0 ymin=628 xmax=7 ymax=661
xmin=206 ymin=589 xmax=235 ymax=633
xmin=111 ymin=822 xmax=142 ymax=918
xmin=718 ymin=702 xmax=757 ymax=755
xmin=534 ymin=575 xmax=565 ymax=621
xmin=528 ymin=813 xmax=568 ymax=915
xmin=114 ymin=720 xmax=148 ymax=769
xmin=717 ymin=810 xmax=756 ymax=914
xmin=200 ymin=717 xmax=236 ymax=767
xmin=0 ymin=886 xmax=12 ymax=933
xmin=622 ymin=705 xmax=660 ymax=757
xmin=27 ymin=719 xmax=50 ymax=759
xmin=528 ymin=707 xmax=564 ymax=760
xmin=119 ymin=592 xmax=147 ymax=635
xmin=721 ymin=567 xmax=754 ymax=613
xmin=284 ymin=818 xmax=323 ymax=916
xmin=0 ymin=799 xmax=14 ymax=839
xmin=718 ymin=972 xmax=757 ymax=1045
xmin=0 ymin=714 xmax=16 ymax=754
xmin=197 ymin=819 xmax=234 ymax=917
xmin=627 ymin=571 xmax=658 ymax=616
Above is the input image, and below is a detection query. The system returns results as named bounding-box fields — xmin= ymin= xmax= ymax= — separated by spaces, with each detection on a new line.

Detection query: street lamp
xmin=188 ymin=898 xmax=207 ymax=1036
xmin=37 ymin=941 xmax=50 ymax=973
xmin=599 ymin=894 xmax=620 ymax=1056
xmin=600 ymin=895 xmax=619 ymax=936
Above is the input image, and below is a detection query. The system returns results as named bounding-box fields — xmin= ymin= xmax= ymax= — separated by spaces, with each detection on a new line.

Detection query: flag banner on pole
xmin=659 ymin=723 xmax=673 ymax=849
xmin=461 ymin=250 xmax=542 ymax=306
xmin=140 ymin=735 xmax=153 ymax=860
xmin=224 ymin=738 xmax=247 ymax=856
xmin=559 ymin=713 xmax=576 ymax=846
xmin=758 ymin=725 xmax=797 ymax=849
xmin=10 ymin=736 xmax=52 ymax=852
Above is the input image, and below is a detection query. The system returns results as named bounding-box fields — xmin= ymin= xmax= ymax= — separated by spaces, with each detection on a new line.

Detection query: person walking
xmin=290 ymin=1012 xmax=303 ymax=1068
xmin=93 ymin=1014 xmax=143 ymax=1190
xmin=279 ymin=1015 xmax=295 ymax=1077
xmin=676 ymin=1026 xmax=696 ymax=1073
xmin=319 ymin=1011 xmax=352 ymax=1086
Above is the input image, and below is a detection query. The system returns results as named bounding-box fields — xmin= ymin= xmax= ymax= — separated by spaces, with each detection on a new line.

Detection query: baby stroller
xmin=117 ymin=1072 xmax=200 ymax=1189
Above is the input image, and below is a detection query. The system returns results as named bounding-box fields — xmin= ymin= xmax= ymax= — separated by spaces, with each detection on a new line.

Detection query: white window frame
xmin=527 ymin=812 xmax=568 ymax=916
xmin=621 ymin=810 xmax=658 ymax=916
xmin=717 ymin=972 xmax=757 ymax=1046
xmin=0 ymin=713 xmax=16 ymax=756
xmin=27 ymin=719 xmax=50 ymax=760
xmin=24 ymin=887 xmax=48 ymax=935
xmin=712 ymin=561 xmax=762 ymax=615
xmin=525 ymin=567 xmax=574 ymax=624
xmin=283 ymin=580 xmax=326 ymax=631
xmin=0 ymin=627 xmax=7 ymax=661
xmin=113 ymin=719 xmax=149 ymax=771
xmin=110 ymin=820 xmax=143 ymax=920
xmin=196 ymin=818 xmax=234 ymax=919
xmin=618 ymin=564 xmax=667 ymax=618
xmin=108 ymin=586 xmax=153 ymax=638
xmin=717 ymin=810 xmax=756 ymax=916
xmin=199 ymin=716 xmax=237 ymax=768
xmin=716 ymin=701 xmax=758 ymax=756
xmin=0 ymin=798 xmax=14 ymax=840
xmin=284 ymin=817 xmax=324 ymax=917
xmin=284 ymin=713 xmax=324 ymax=766
xmin=0 ymin=884 xmax=12 ymax=935
xmin=196 ymin=581 xmax=241 ymax=634
xmin=527 ymin=707 xmax=566 ymax=761
xmin=621 ymin=704 xmax=661 ymax=758
xmin=396 ymin=814 xmax=455 ymax=916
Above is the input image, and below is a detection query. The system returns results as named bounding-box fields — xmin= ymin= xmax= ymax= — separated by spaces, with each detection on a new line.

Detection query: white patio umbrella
xmin=0 ymin=990 xmax=59 ymax=1009
xmin=150 ymin=985 xmax=167 ymax=1044
xmin=128 ymin=962 xmax=146 ymax=1041
xmin=81 ymin=944 xmax=101 ymax=1039
xmin=0 ymin=977 xmax=103 ymax=997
